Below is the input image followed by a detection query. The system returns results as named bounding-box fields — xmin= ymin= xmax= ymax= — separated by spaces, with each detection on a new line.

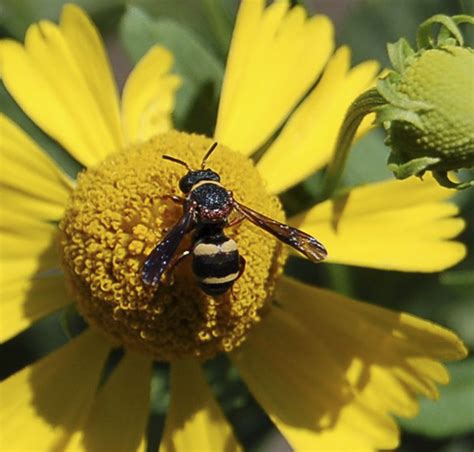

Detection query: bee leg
xmin=162 ymin=194 xmax=185 ymax=205
xmin=228 ymin=212 xmax=245 ymax=227
xmin=236 ymin=255 xmax=246 ymax=281
xmin=162 ymin=250 xmax=192 ymax=286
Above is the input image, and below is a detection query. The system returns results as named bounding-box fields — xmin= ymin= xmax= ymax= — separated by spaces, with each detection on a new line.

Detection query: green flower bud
xmin=321 ymin=14 xmax=473 ymax=199
xmin=380 ymin=15 xmax=474 ymax=189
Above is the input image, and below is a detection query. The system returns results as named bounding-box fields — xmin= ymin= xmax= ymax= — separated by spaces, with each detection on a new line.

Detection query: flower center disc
xmin=60 ymin=131 xmax=287 ymax=361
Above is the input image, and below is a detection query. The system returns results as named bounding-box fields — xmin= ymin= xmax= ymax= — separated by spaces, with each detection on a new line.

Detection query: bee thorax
xmin=190 ymin=183 xmax=233 ymax=223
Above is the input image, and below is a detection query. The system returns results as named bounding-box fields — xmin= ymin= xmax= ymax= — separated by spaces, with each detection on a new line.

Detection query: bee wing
xmin=234 ymin=201 xmax=327 ymax=262
xmin=141 ymin=204 xmax=195 ymax=286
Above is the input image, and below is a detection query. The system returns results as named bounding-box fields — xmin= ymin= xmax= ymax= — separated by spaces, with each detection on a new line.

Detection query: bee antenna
xmin=162 ymin=155 xmax=193 ymax=172
xmin=201 ymin=142 xmax=219 ymax=169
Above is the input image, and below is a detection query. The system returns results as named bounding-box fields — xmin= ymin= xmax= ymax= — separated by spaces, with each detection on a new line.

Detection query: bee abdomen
xmin=192 ymin=238 xmax=240 ymax=295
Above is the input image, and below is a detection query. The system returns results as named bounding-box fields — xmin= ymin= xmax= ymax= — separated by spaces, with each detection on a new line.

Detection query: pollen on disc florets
xmin=59 ymin=131 xmax=287 ymax=361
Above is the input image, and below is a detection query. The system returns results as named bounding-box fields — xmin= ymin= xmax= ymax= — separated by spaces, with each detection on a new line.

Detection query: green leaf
xmin=376 ymin=78 xmax=431 ymax=112
xmin=388 ymin=155 xmax=441 ymax=180
xmin=0 ymin=0 xmax=125 ymax=39
xmin=120 ymin=6 xmax=224 ymax=136
xmin=417 ymin=14 xmax=465 ymax=48
xmin=399 ymin=358 xmax=474 ymax=438
xmin=387 ymin=38 xmax=415 ymax=73
xmin=130 ymin=0 xmax=235 ymax=61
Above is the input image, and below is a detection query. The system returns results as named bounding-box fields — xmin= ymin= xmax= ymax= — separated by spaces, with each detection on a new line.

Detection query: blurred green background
xmin=1 ymin=0 xmax=473 ymax=451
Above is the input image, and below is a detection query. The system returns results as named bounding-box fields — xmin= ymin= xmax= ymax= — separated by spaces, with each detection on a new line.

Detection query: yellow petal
xmin=0 ymin=209 xmax=58 ymax=259
xmin=215 ymin=0 xmax=334 ymax=156
xmin=67 ymin=351 xmax=152 ymax=452
xmin=122 ymin=45 xmax=181 ymax=144
xmin=0 ymin=330 xmax=111 ymax=451
xmin=233 ymin=277 xmax=466 ymax=450
xmin=159 ymin=358 xmax=242 ymax=452
xmin=1 ymin=275 xmax=70 ymax=342
xmin=214 ymin=0 xmax=263 ymax=133
xmin=0 ymin=209 xmax=60 ymax=287
xmin=278 ymin=277 xmax=467 ymax=415
xmin=0 ymin=114 xmax=72 ymax=221
xmin=290 ymin=176 xmax=466 ymax=271
xmin=231 ymin=305 xmax=399 ymax=450
xmin=0 ymin=5 xmax=123 ymax=168
xmin=257 ymin=47 xmax=379 ymax=194
xmin=60 ymin=4 xmax=123 ymax=148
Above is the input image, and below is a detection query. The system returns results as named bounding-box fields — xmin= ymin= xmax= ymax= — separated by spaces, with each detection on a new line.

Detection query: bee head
xmin=179 ymin=170 xmax=221 ymax=193
xmin=163 ymin=142 xmax=222 ymax=193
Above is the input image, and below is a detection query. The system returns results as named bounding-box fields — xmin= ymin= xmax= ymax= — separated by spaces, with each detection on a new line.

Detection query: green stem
xmin=320 ymin=88 xmax=386 ymax=200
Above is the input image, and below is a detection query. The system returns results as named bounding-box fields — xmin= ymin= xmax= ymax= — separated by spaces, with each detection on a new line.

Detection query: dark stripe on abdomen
xmin=192 ymin=250 xmax=240 ymax=278
xmin=199 ymin=281 xmax=234 ymax=296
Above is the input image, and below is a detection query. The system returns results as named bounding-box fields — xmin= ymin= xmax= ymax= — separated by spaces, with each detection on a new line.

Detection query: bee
xmin=141 ymin=142 xmax=327 ymax=295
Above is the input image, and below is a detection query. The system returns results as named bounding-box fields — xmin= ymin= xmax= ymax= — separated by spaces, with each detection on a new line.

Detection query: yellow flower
xmin=0 ymin=1 xmax=468 ymax=451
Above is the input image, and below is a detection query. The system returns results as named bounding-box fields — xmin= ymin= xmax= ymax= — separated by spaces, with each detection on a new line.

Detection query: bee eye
xmin=206 ymin=170 xmax=221 ymax=182
xmin=179 ymin=176 xmax=192 ymax=193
